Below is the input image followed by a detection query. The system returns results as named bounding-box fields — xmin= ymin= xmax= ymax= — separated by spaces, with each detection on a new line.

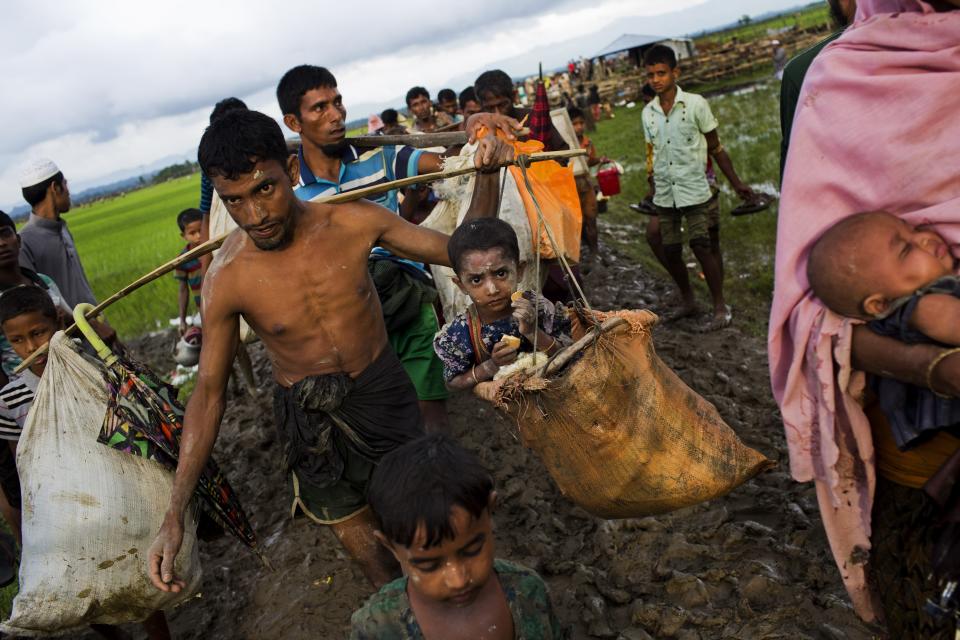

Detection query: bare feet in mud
xmin=700 ymin=305 xmax=733 ymax=333
xmin=664 ymin=301 xmax=700 ymax=323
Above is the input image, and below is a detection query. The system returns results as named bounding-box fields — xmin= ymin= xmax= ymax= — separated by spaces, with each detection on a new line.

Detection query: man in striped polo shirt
xmin=276 ymin=65 xmax=519 ymax=435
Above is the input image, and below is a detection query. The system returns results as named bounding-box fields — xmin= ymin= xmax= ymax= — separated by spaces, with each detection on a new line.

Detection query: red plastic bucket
xmin=596 ymin=163 xmax=621 ymax=196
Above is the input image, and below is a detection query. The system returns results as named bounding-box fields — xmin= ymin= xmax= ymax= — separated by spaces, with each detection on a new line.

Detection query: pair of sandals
xmin=629 ymin=194 xmax=774 ymax=217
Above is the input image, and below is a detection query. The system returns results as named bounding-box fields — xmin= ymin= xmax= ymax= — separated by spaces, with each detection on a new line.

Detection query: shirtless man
xmin=147 ymin=109 xmax=514 ymax=591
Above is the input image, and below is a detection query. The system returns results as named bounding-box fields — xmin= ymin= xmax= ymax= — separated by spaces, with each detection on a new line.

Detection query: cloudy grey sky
xmin=0 ymin=0 xmax=802 ymax=209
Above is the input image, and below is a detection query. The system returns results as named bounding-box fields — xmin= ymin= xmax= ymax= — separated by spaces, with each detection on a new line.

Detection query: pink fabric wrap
xmin=770 ymin=0 xmax=960 ymax=622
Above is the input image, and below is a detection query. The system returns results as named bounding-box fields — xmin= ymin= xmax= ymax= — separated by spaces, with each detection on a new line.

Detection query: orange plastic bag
xmin=508 ymin=138 xmax=582 ymax=263
xmin=473 ymin=126 xmax=583 ymax=264
xmin=482 ymin=310 xmax=774 ymax=518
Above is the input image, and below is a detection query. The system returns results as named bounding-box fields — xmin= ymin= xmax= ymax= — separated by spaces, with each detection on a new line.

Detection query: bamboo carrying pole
xmin=347 ymin=127 xmax=530 ymax=149
xmin=13 ymin=148 xmax=586 ymax=373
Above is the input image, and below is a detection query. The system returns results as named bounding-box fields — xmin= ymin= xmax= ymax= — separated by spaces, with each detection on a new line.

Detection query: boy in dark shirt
xmin=351 ymin=433 xmax=563 ymax=639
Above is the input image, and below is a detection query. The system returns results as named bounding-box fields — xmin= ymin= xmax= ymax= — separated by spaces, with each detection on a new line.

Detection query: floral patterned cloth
xmin=433 ymin=295 xmax=571 ymax=382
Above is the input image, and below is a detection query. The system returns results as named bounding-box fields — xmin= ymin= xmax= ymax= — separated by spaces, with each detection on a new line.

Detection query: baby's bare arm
xmin=909 ymin=293 xmax=960 ymax=346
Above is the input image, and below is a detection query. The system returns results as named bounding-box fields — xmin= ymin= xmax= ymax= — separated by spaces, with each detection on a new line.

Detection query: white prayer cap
xmin=18 ymin=158 xmax=61 ymax=189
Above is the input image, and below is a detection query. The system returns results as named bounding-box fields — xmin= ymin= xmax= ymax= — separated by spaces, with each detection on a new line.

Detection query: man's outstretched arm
xmin=148 ymin=267 xmax=239 ymax=592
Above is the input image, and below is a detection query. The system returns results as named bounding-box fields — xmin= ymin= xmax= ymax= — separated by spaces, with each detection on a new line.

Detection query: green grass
xmin=65 ymin=173 xmax=201 ymax=338
xmin=696 ymin=3 xmax=831 ymax=45
xmin=589 ymin=81 xmax=782 ymax=336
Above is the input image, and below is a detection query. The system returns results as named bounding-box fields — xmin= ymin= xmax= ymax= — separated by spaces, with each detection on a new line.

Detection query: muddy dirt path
xmin=110 ymin=220 xmax=873 ymax=640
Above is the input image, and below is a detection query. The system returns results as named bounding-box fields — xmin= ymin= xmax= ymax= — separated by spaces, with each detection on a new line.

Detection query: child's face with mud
xmin=384 ymin=504 xmax=496 ymax=608
xmin=453 ymin=248 xmax=522 ymax=318
xmin=3 ymin=310 xmax=59 ymax=376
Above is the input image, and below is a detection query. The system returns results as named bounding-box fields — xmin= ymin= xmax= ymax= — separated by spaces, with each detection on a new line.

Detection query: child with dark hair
xmin=351 ymin=433 xmax=563 ymax=639
xmin=567 ymin=106 xmax=609 ymax=255
xmin=0 ymin=285 xmax=60 ymax=546
xmin=0 ymin=211 xmax=69 ymax=381
xmin=433 ymin=219 xmax=571 ymax=391
xmin=174 ymin=208 xmax=204 ymax=335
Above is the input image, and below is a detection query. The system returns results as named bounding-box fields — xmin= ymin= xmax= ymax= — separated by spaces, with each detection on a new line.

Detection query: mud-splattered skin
xmin=380 ymin=503 xmax=515 ymax=640
xmin=206 ymin=157 xmax=450 ymax=386
xmin=147 ymin=156 xmax=451 ymax=594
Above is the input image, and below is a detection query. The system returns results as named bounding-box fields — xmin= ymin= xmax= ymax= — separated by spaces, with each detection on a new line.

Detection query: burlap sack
xmin=488 ymin=310 xmax=774 ymax=518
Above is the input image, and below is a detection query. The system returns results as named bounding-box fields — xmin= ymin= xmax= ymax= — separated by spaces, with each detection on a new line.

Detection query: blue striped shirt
xmin=295 ymin=144 xmax=423 ymax=213
xmin=199 ymin=172 xmax=213 ymax=213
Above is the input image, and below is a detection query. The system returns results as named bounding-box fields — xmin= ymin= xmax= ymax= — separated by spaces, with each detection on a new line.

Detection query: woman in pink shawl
xmin=771 ymin=0 xmax=960 ymax=634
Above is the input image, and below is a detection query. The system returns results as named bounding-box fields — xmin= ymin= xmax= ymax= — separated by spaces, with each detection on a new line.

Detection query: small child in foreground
xmin=0 ymin=286 xmax=172 ymax=640
xmin=807 ymin=210 xmax=960 ymax=449
xmin=433 ymin=219 xmax=572 ymax=391
xmin=350 ymin=433 xmax=564 ymax=639
xmin=173 ymin=208 xmax=204 ymax=336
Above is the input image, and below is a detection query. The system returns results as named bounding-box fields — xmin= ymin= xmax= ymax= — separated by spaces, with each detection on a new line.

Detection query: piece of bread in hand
xmin=499 ymin=335 xmax=521 ymax=349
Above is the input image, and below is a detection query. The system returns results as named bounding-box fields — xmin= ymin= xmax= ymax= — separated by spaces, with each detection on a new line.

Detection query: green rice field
xmin=63 ymin=174 xmax=201 ymax=338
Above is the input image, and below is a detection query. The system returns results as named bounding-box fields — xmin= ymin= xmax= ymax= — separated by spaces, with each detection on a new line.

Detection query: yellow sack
xmin=486 ymin=310 xmax=774 ymax=518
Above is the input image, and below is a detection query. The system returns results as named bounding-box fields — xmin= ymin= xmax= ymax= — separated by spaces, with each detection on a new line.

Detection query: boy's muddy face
xmin=213 ymin=158 xmax=300 ymax=251
xmin=453 ymin=248 xmax=519 ymax=317
xmin=3 ymin=310 xmax=59 ymax=376
xmin=393 ymin=505 xmax=496 ymax=608
xmin=181 ymin=220 xmax=203 ymax=247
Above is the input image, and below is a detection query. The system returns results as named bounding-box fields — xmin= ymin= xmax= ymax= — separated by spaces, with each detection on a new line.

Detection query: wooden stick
xmin=349 ymin=132 xmax=467 ymax=148
xmin=347 ymin=127 xmax=531 ymax=149
xmin=543 ymin=317 xmax=628 ymax=378
xmin=13 ymin=148 xmax=586 ymax=373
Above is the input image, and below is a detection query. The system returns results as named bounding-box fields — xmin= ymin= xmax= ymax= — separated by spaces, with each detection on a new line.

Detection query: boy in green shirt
xmin=641 ymin=45 xmax=755 ymax=331
xmin=350 ymin=433 xmax=564 ymax=639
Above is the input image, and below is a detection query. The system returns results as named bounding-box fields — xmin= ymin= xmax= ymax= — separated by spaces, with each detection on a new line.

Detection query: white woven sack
xmin=423 ymin=145 xmax=539 ymax=323
xmin=2 ymin=333 xmax=202 ymax=635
